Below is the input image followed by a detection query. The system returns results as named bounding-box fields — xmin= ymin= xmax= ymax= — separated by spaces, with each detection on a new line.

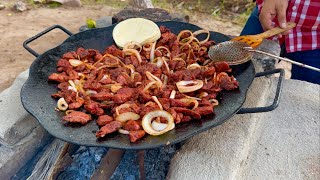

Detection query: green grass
xmin=81 ymin=0 xmax=127 ymax=9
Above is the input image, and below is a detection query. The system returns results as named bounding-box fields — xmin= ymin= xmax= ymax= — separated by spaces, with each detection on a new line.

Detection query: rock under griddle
xmin=112 ymin=8 xmax=189 ymax=24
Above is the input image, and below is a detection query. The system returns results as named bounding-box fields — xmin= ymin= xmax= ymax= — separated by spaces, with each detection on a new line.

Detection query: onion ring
xmin=116 ymin=112 xmax=140 ymax=123
xmin=57 ymin=97 xmax=68 ymax=111
xmin=193 ymin=29 xmax=210 ymax=44
xmin=123 ymin=49 xmax=143 ymax=63
xmin=142 ymin=110 xmax=175 ymax=136
xmin=69 ymin=59 xmax=83 ymax=67
xmin=176 ymin=80 xmax=204 ymax=93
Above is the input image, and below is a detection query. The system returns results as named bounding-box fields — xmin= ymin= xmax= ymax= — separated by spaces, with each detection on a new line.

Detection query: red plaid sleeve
xmin=256 ymin=0 xmax=320 ymax=53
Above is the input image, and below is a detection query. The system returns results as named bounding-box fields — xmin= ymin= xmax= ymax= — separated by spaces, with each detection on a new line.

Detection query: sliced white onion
xmin=111 ymin=84 xmax=122 ymax=93
xmin=143 ymin=81 xmax=161 ymax=92
xmin=100 ymin=75 xmax=109 ymax=82
xmin=85 ymin=90 xmax=98 ymax=95
xmin=150 ymin=41 xmax=156 ymax=61
xmin=145 ymin=71 xmax=163 ymax=86
xmin=57 ymin=98 xmax=68 ymax=111
xmin=187 ymin=63 xmax=201 ymax=70
xmin=68 ymin=80 xmax=77 ymax=92
xmin=151 ymin=121 xmax=168 ymax=131
xmin=115 ymin=103 xmax=132 ymax=116
xmin=176 ymin=80 xmax=204 ymax=93
xmin=193 ymin=29 xmax=210 ymax=44
xmin=155 ymin=46 xmax=171 ymax=57
xmin=169 ymin=90 xmax=176 ymax=99
xmin=123 ymin=49 xmax=142 ymax=63
xmin=116 ymin=112 xmax=140 ymax=123
xmin=179 ymin=98 xmax=199 ymax=110
xmin=152 ymin=96 xmax=163 ymax=110
xmin=69 ymin=59 xmax=83 ymax=67
xmin=209 ymin=99 xmax=219 ymax=106
xmin=162 ymin=57 xmax=171 ymax=74
xmin=68 ymin=86 xmax=77 ymax=92
xmin=123 ymin=41 xmax=142 ymax=52
xmin=142 ymin=110 xmax=175 ymax=136
xmin=199 ymin=92 xmax=208 ymax=98
xmin=118 ymin=129 xmax=130 ymax=135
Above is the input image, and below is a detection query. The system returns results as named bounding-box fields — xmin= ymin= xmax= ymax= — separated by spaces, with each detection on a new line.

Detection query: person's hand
xmin=259 ymin=0 xmax=289 ymax=37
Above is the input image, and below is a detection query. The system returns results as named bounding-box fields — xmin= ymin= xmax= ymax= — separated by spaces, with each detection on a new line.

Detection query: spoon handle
xmin=247 ymin=49 xmax=320 ymax=72
xmin=259 ymin=22 xmax=296 ymax=39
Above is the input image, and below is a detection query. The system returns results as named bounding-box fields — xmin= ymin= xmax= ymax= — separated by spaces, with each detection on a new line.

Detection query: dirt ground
xmin=0 ymin=5 xmax=242 ymax=92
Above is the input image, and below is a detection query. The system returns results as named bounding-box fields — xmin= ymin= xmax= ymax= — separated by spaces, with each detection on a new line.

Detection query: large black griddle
xmin=21 ymin=21 xmax=284 ymax=150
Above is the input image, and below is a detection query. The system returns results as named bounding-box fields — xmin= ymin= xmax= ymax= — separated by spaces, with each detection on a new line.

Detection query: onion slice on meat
xmin=152 ymin=96 xmax=163 ymax=110
xmin=123 ymin=49 xmax=142 ymax=63
xmin=151 ymin=121 xmax=168 ymax=131
xmin=187 ymin=63 xmax=201 ymax=70
xmin=57 ymin=97 xmax=68 ymax=111
xmin=176 ymin=80 xmax=204 ymax=93
xmin=178 ymin=98 xmax=199 ymax=110
xmin=118 ymin=129 xmax=130 ymax=135
xmin=143 ymin=81 xmax=161 ymax=92
xmin=123 ymin=41 xmax=142 ymax=52
xmin=115 ymin=103 xmax=132 ymax=116
xmin=69 ymin=59 xmax=83 ymax=67
xmin=209 ymin=99 xmax=219 ymax=106
xmin=193 ymin=29 xmax=210 ymax=44
xmin=116 ymin=112 xmax=140 ymax=123
xmin=169 ymin=90 xmax=176 ymax=99
xmin=142 ymin=110 xmax=175 ymax=136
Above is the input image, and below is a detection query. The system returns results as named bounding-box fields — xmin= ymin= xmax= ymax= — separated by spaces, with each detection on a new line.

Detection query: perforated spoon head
xmin=208 ymin=41 xmax=253 ymax=65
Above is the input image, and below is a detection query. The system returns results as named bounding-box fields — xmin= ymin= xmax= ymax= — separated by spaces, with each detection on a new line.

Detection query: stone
xmin=112 ymin=8 xmax=189 ymax=23
xmin=252 ymin=39 xmax=280 ymax=72
xmin=13 ymin=1 xmax=27 ymax=12
xmin=252 ymin=39 xmax=292 ymax=79
xmin=0 ymin=125 xmax=51 ymax=179
xmin=49 ymin=0 xmax=81 ymax=7
xmin=0 ymin=4 xmax=5 ymax=10
xmin=0 ymin=69 xmax=39 ymax=146
xmin=167 ymin=79 xmax=320 ymax=179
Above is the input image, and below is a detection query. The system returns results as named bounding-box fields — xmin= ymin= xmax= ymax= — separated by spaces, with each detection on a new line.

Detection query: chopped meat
xmin=91 ymin=91 xmax=113 ymax=101
xmin=57 ymin=59 xmax=72 ymax=69
xmin=214 ymin=62 xmax=231 ymax=73
xmin=48 ymin=73 xmax=68 ymax=83
xmin=219 ymin=75 xmax=239 ymax=91
xmin=62 ymin=51 xmax=77 ymax=59
xmin=63 ymin=111 xmax=91 ymax=124
xmin=171 ymin=107 xmax=201 ymax=119
xmin=129 ymin=130 xmax=146 ymax=142
xmin=84 ymin=101 xmax=104 ymax=116
xmin=96 ymin=121 xmax=122 ymax=138
xmin=69 ymin=97 xmax=84 ymax=110
xmin=76 ymin=47 xmax=90 ymax=59
xmin=113 ymin=88 xmax=136 ymax=104
xmin=194 ymin=106 xmax=214 ymax=116
xmin=123 ymin=120 xmax=140 ymax=131
xmin=67 ymin=69 xmax=79 ymax=80
xmin=96 ymin=115 xmax=114 ymax=126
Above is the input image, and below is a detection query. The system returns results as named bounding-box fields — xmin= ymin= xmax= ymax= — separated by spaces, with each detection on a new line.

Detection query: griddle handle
xmin=237 ymin=68 xmax=284 ymax=114
xmin=23 ymin=25 xmax=73 ymax=57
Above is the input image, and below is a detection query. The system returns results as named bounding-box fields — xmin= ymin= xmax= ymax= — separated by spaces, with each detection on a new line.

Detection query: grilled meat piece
xmin=96 ymin=121 xmax=122 ymax=138
xmin=63 ymin=111 xmax=91 ymax=124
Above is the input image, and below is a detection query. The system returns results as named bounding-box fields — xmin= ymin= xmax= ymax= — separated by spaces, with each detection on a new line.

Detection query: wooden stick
xmin=91 ymin=149 xmax=125 ymax=180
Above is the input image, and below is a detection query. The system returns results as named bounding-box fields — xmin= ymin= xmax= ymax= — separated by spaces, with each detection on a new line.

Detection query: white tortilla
xmin=112 ymin=18 xmax=161 ymax=48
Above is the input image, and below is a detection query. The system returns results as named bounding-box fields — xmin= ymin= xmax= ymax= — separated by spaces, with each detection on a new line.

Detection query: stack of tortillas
xmin=113 ymin=18 xmax=161 ymax=49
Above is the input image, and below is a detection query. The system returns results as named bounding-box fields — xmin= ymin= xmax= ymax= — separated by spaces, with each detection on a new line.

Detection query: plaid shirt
xmin=256 ymin=0 xmax=320 ymax=53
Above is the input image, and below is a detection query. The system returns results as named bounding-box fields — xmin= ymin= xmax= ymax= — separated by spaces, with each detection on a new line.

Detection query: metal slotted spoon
xmin=208 ymin=41 xmax=320 ymax=72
